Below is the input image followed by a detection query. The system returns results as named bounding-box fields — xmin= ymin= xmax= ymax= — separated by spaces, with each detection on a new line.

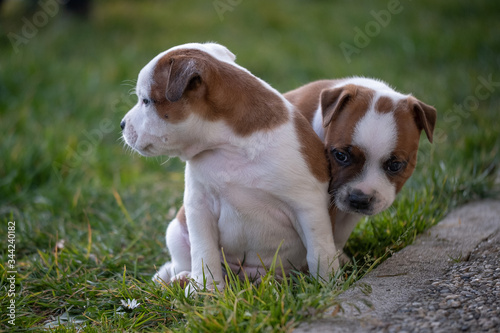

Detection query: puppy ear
xmin=320 ymin=85 xmax=357 ymax=127
xmin=408 ymin=97 xmax=437 ymax=143
xmin=165 ymin=57 xmax=203 ymax=102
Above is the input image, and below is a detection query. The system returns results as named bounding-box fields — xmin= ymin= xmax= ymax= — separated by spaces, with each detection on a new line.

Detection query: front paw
xmin=339 ymin=251 xmax=352 ymax=266
xmin=152 ymin=263 xmax=173 ymax=285
xmin=152 ymin=263 xmax=191 ymax=287
xmin=171 ymin=271 xmax=191 ymax=289
xmin=308 ymin=253 xmax=340 ymax=281
xmin=184 ymin=277 xmax=225 ymax=297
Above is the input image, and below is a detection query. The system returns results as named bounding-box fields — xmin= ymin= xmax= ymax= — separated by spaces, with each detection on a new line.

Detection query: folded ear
xmin=408 ymin=97 xmax=437 ymax=143
xmin=320 ymin=84 xmax=357 ymax=127
xmin=166 ymin=57 xmax=203 ymax=102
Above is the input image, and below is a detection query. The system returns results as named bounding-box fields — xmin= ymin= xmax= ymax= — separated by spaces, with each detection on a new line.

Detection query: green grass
xmin=1 ymin=0 xmax=499 ymax=331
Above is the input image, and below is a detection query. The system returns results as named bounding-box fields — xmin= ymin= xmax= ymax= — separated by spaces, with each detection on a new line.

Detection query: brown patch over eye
xmin=328 ymin=145 xmax=366 ymax=196
xmin=387 ymin=99 xmax=423 ymax=193
xmin=322 ymin=87 xmax=374 ymax=198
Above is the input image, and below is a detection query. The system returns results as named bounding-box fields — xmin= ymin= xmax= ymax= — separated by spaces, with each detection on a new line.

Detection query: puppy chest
xmin=216 ymin=188 xmax=307 ymax=268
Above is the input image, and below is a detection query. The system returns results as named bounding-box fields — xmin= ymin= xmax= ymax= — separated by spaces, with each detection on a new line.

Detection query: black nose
xmin=348 ymin=190 xmax=372 ymax=210
xmin=120 ymin=120 xmax=126 ymax=130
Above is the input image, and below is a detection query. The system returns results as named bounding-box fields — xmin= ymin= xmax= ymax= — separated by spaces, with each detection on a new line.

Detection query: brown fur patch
xmin=387 ymin=97 xmax=436 ymax=193
xmin=407 ymin=96 xmax=437 ymax=143
xmin=375 ymin=96 xmax=394 ymax=113
xmin=150 ymin=49 xmax=289 ymax=136
xmin=322 ymin=86 xmax=374 ymax=146
xmin=327 ymin=146 xmax=366 ymax=198
xmin=388 ymin=99 xmax=423 ymax=193
xmin=284 ymin=80 xmax=339 ymax=123
xmin=293 ymin=113 xmax=330 ymax=183
xmin=176 ymin=205 xmax=187 ymax=226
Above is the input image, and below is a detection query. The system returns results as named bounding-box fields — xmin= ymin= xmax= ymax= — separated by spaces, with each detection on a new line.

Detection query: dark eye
xmin=332 ymin=149 xmax=351 ymax=166
xmin=386 ymin=158 xmax=405 ymax=174
xmin=142 ymin=98 xmax=150 ymax=106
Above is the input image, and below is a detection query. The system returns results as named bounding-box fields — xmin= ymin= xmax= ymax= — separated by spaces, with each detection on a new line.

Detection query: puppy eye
xmin=142 ymin=98 xmax=151 ymax=106
xmin=386 ymin=158 xmax=406 ymax=174
xmin=331 ymin=149 xmax=351 ymax=166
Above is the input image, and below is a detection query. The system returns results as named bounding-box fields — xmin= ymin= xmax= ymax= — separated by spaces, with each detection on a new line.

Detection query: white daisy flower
xmin=120 ymin=298 xmax=141 ymax=310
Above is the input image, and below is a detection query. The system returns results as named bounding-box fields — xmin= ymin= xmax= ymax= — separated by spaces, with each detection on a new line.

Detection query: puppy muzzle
xmin=348 ymin=189 xmax=373 ymax=211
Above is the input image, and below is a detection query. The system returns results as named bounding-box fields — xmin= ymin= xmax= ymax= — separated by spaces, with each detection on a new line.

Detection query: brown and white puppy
xmin=120 ymin=43 xmax=338 ymax=292
xmin=285 ymin=78 xmax=436 ymax=256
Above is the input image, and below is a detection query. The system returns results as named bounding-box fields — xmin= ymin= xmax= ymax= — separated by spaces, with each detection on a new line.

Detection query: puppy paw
xmin=171 ymin=271 xmax=191 ymax=289
xmin=152 ymin=262 xmax=189 ymax=286
xmin=152 ymin=265 xmax=172 ymax=286
xmin=339 ymin=252 xmax=353 ymax=266
xmin=184 ymin=280 xmax=199 ymax=297
xmin=182 ymin=278 xmax=225 ymax=297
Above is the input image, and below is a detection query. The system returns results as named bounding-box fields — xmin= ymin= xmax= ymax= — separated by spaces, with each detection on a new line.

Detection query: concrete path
xmin=296 ymin=199 xmax=500 ymax=333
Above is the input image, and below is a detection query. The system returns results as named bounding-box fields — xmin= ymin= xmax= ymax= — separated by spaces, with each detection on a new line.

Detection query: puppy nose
xmin=120 ymin=120 xmax=126 ymax=130
xmin=348 ymin=190 xmax=372 ymax=210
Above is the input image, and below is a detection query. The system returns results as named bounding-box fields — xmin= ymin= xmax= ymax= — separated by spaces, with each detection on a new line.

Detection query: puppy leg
xmin=330 ymin=209 xmax=362 ymax=266
xmin=185 ymin=209 xmax=224 ymax=291
xmin=295 ymin=200 xmax=339 ymax=280
xmin=153 ymin=208 xmax=192 ymax=284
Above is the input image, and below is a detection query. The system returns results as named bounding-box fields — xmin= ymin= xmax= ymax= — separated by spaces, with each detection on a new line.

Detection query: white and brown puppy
xmin=285 ymin=78 xmax=436 ymax=255
xmin=120 ymin=43 xmax=338 ymax=291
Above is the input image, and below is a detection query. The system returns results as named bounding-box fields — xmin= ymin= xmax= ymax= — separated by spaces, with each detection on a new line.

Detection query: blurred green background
xmin=0 ymin=0 xmax=499 ymax=330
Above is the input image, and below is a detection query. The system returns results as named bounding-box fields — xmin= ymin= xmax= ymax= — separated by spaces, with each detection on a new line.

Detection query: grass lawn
xmin=1 ymin=0 xmax=499 ymax=331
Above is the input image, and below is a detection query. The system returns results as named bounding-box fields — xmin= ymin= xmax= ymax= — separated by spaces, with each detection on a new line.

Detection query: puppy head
xmin=321 ymin=80 xmax=436 ymax=215
xmin=120 ymin=43 xmax=237 ymax=159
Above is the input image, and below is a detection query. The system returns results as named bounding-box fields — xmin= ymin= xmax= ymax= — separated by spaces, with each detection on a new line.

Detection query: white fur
xmin=353 ymin=102 xmax=398 ymax=159
xmin=312 ymin=107 xmax=325 ymax=139
xmin=122 ymin=43 xmax=338 ymax=291
xmin=340 ymin=107 xmax=398 ymax=213
xmin=181 ymin=121 xmax=337 ymax=287
xmin=335 ymin=77 xmax=408 ymax=102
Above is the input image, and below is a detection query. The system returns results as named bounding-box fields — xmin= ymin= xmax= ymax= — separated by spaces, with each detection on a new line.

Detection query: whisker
xmin=121 ymin=79 xmax=137 ymax=87
xmin=387 ymin=205 xmax=397 ymax=216
xmin=128 ymin=87 xmax=137 ymax=96
xmin=160 ymin=157 xmax=172 ymax=166
xmin=327 ymin=188 xmax=339 ymax=210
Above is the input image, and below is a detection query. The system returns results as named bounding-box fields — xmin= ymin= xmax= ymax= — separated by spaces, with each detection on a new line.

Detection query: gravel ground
xmin=373 ymin=232 xmax=500 ymax=333
xmin=295 ymin=200 xmax=500 ymax=333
